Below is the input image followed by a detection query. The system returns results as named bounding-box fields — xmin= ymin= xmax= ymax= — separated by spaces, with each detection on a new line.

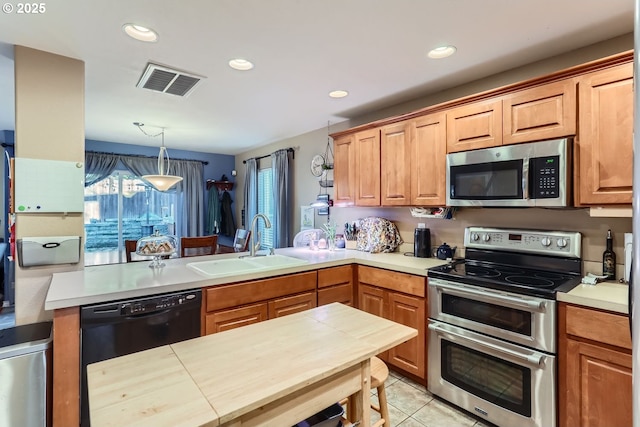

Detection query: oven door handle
xmin=429 ymin=322 xmax=545 ymax=368
xmin=433 ymin=282 xmax=546 ymax=312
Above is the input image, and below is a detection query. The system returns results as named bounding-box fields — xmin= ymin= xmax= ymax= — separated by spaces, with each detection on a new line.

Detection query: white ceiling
xmin=0 ymin=0 xmax=634 ymax=155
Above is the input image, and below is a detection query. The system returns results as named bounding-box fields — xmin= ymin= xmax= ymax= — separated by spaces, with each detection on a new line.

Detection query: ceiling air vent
xmin=136 ymin=63 xmax=204 ymax=97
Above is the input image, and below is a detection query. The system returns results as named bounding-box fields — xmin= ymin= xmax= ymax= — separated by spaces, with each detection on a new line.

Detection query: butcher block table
xmin=87 ymin=303 xmax=418 ymax=427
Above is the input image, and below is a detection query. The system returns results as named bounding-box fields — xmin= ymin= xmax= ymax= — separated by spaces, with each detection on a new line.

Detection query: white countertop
xmin=45 ymin=248 xmax=447 ymax=310
xmin=557 ymin=280 xmax=628 ymax=314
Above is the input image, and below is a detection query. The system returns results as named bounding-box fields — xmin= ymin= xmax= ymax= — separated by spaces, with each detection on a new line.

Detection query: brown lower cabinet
xmin=559 ymin=302 xmax=632 ymax=427
xmin=204 ymin=271 xmax=317 ymax=335
xmin=317 ymin=265 xmax=354 ymax=306
xmin=357 ymin=266 xmax=426 ymax=380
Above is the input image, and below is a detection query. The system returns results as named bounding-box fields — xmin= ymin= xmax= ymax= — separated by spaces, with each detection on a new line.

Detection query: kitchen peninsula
xmin=87 ymin=303 xmax=417 ymax=427
xmin=45 ymin=248 xmax=446 ymax=427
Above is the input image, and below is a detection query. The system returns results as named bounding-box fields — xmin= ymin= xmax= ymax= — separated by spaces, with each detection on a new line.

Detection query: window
xmin=257 ymin=167 xmax=274 ymax=249
xmin=84 ymin=170 xmax=178 ymax=265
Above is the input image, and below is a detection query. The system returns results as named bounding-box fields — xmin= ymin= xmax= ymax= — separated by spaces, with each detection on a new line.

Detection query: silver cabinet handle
xmin=432 ymin=280 xmax=545 ymax=312
xmin=429 ymin=322 xmax=545 ymax=368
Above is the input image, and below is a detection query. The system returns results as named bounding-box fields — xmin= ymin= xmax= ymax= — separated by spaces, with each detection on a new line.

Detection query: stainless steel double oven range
xmin=427 ymin=227 xmax=582 ymax=427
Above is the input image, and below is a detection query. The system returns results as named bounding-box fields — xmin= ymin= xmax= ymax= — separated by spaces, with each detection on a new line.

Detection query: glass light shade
xmin=310 ymin=199 xmax=329 ymax=208
xmin=142 ymin=174 xmax=183 ymax=191
xmin=143 ymin=143 xmax=183 ymax=191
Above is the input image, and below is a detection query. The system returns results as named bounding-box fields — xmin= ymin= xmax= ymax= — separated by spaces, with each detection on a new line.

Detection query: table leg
xmin=348 ymin=358 xmax=371 ymax=426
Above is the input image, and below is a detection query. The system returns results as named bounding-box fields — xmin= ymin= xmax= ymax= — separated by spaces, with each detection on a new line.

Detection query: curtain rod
xmin=242 ymin=147 xmax=295 ymax=164
xmin=87 ymin=150 xmax=209 ymax=165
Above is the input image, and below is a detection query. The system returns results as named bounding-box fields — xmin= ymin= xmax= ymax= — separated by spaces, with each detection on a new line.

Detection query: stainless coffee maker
xmin=414 ymin=228 xmax=431 ymax=258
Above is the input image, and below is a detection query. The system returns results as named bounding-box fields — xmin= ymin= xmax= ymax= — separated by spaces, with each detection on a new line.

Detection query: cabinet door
xmin=268 ymin=291 xmax=317 ymax=318
xmin=503 ymin=79 xmax=576 ymax=145
xmin=387 ymin=292 xmax=425 ymax=378
xmin=411 ymin=113 xmax=446 ymax=206
xmin=333 ymin=134 xmax=356 ymax=206
xmin=205 ymin=303 xmax=268 ymax=335
xmin=358 ymin=284 xmax=385 ymax=318
xmin=576 ymin=62 xmax=633 ymax=205
xmin=563 ymin=338 xmax=632 ymax=427
xmin=381 ymin=121 xmax=412 ymax=206
xmin=355 ymin=128 xmax=381 ymax=206
xmin=446 ymin=98 xmax=502 ymax=153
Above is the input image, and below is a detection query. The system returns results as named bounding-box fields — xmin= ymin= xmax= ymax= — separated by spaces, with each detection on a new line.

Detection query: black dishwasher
xmin=80 ymin=289 xmax=202 ymax=427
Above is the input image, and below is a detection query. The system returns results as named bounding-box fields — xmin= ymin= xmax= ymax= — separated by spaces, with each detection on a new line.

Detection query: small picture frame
xmin=316 ymin=194 xmax=329 ymax=215
xmin=300 ymin=206 xmax=314 ymax=230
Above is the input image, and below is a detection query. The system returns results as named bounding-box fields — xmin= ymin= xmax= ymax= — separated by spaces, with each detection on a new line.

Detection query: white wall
xmin=13 ymin=46 xmax=85 ymax=324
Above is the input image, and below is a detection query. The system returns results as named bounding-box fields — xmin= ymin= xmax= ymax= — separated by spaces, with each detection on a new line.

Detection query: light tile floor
xmin=365 ymin=369 xmax=495 ymax=427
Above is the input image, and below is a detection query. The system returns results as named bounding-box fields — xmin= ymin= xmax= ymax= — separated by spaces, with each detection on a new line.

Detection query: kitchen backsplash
xmin=327 ymin=206 xmax=631 ymax=278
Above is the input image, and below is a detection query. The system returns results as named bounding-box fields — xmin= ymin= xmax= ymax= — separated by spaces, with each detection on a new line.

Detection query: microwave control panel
xmin=529 ymin=155 xmax=560 ymax=198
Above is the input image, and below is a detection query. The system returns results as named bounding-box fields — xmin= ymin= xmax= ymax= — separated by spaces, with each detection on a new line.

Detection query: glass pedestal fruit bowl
xmin=136 ymin=231 xmax=177 ymax=268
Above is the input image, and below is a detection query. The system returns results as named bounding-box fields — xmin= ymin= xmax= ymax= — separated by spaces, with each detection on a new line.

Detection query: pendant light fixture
xmin=134 ymin=122 xmax=183 ymax=191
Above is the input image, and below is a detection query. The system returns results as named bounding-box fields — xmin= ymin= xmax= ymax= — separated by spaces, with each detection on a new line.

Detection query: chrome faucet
xmin=249 ymin=213 xmax=272 ymax=257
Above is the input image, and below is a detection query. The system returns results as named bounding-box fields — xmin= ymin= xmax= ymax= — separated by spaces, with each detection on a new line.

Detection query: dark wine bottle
xmin=602 ymin=229 xmax=616 ymax=280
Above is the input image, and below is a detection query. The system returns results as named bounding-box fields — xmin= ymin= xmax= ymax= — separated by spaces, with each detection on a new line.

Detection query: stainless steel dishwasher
xmin=80 ymin=289 xmax=202 ymax=427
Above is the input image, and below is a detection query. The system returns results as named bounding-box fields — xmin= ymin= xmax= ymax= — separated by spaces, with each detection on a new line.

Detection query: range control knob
xmin=557 ymin=238 xmax=568 ymax=248
xmin=470 ymin=233 xmax=480 ymax=241
xmin=482 ymin=234 xmax=491 ymax=242
xmin=541 ymin=237 xmax=552 ymax=247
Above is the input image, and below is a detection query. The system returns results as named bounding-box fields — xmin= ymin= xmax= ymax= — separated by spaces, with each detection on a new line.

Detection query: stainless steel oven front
xmin=428 ymin=320 xmax=555 ymax=427
xmin=427 ymin=278 xmax=557 ymax=427
xmin=428 ymin=278 xmax=556 ymax=353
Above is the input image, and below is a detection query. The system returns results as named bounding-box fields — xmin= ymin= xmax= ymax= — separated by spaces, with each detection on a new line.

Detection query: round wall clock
xmin=310 ymin=154 xmax=325 ymax=177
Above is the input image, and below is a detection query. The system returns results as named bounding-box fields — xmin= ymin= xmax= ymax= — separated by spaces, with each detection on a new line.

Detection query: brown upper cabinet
xmin=381 ymin=121 xmax=412 ymax=206
xmin=355 ymin=128 xmax=381 ymax=206
xmin=333 ymin=134 xmax=356 ymax=206
xmin=503 ymin=79 xmax=576 ymax=145
xmin=446 ymin=97 xmax=502 ymax=153
xmin=575 ymin=62 xmax=633 ymax=205
xmin=411 ymin=113 xmax=447 ymax=206
xmin=447 ymin=80 xmax=576 ymax=153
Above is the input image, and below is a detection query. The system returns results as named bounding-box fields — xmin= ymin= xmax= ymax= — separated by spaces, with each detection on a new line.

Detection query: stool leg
xmin=377 ymin=384 xmax=390 ymax=427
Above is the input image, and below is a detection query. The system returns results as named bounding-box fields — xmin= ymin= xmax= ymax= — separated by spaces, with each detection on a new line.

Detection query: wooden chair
xmin=217 ymin=229 xmax=251 ymax=254
xmin=341 ymin=356 xmax=390 ymax=427
xmin=124 ymin=240 xmax=138 ymax=262
xmin=181 ymin=235 xmax=218 ymax=257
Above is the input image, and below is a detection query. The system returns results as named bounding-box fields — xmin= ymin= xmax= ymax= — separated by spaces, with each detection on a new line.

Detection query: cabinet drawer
xmin=205 ymin=303 xmax=268 ymax=335
xmin=268 ymin=291 xmax=317 ymax=318
xmin=318 ymin=265 xmax=353 ymax=288
xmin=318 ymin=283 xmax=353 ymax=306
xmin=358 ymin=265 xmax=425 ymax=297
xmin=206 ymin=271 xmax=317 ymax=312
xmin=565 ymin=304 xmax=631 ymax=350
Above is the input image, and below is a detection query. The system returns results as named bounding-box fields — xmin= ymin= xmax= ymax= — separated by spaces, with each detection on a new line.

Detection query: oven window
xmin=442 ymin=341 xmax=532 ymax=417
xmin=442 ymin=293 xmax=532 ymax=336
xmin=450 ymin=159 xmax=523 ymax=200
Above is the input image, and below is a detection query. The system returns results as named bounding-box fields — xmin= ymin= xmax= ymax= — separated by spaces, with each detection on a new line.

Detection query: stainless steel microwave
xmin=446 ymin=138 xmax=572 ymax=207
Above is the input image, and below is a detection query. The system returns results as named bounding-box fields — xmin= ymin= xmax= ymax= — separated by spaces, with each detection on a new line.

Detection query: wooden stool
xmin=341 ymin=356 xmax=390 ymax=427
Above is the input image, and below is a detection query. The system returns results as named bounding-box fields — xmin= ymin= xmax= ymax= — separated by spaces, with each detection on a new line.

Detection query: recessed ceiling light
xmin=329 ymin=90 xmax=349 ymax=99
xmin=428 ymin=45 xmax=456 ymax=59
xmin=122 ymin=23 xmax=158 ymax=42
xmin=228 ymin=59 xmax=254 ymax=71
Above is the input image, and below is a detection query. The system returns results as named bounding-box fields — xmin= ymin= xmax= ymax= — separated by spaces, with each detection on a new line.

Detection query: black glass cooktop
xmin=428 ymin=249 xmax=582 ymax=298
